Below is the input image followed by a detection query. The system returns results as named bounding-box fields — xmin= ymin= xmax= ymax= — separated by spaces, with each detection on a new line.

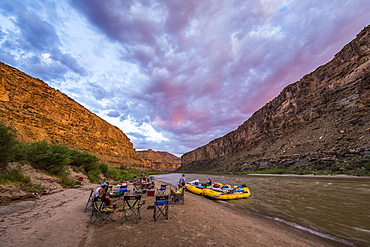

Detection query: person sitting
xmin=206 ymin=178 xmax=212 ymax=186
xmin=94 ymin=183 xmax=113 ymax=208
xmin=103 ymin=182 xmax=114 ymax=208
xmin=93 ymin=183 xmax=108 ymax=201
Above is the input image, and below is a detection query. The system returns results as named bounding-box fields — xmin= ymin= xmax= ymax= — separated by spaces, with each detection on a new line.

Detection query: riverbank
xmin=0 ymin=181 xmax=344 ymax=247
xmin=246 ymin=173 xmax=370 ymax=179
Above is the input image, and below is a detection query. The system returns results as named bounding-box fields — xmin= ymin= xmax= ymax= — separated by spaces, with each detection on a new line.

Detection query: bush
xmin=246 ymin=168 xmax=289 ymax=174
xmin=88 ymin=170 xmax=102 ymax=183
xmin=355 ymin=169 xmax=370 ymax=176
xmin=106 ymin=168 xmax=143 ymax=181
xmin=19 ymin=140 xmax=70 ymax=176
xmin=365 ymin=162 xmax=370 ymax=171
xmin=60 ymin=176 xmax=77 ymax=188
xmin=0 ymin=123 xmax=19 ymax=168
xmin=68 ymin=149 xmax=108 ymax=176
xmin=98 ymin=162 xmax=109 ymax=174
xmin=0 ymin=165 xmax=30 ymax=184
xmin=22 ymin=183 xmax=44 ymax=193
xmin=0 ymin=122 xmax=124 ymax=184
xmin=69 ymin=149 xmax=99 ymax=169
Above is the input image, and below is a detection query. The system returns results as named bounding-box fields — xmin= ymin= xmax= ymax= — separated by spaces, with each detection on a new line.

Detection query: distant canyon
xmin=179 ymin=25 xmax=370 ymax=174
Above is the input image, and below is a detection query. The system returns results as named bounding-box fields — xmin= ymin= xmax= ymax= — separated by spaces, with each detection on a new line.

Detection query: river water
xmin=153 ymin=173 xmax=370 ymax=247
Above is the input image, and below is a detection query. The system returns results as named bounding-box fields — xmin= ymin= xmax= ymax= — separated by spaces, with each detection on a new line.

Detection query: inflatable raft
xmin=184 ymin=184 xmax=204 ymax=195
xmin=202 ymin=187 xmax=251 ymax=200
xmin=184 ymin=180 xmax=251 ymax=200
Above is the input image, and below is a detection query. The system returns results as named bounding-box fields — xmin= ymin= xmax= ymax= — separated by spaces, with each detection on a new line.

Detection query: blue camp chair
xmin=157 ymin=184 xmax=167 ymax=196
xmin=153 ymin=195 xmax=169 ymax=221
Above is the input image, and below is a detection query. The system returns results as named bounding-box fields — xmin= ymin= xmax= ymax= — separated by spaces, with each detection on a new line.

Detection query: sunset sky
xmin=0 ymin=0 xmax=369 ymax=156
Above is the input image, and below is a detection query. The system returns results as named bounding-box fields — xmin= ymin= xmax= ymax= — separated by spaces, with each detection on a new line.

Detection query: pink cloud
xmin=4 ymin=0 xmax=369 ymax=155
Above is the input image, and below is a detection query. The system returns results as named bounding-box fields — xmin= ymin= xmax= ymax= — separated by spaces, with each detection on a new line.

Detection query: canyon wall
xmin=180 ymin=25 xmax=370 ymax=172
xmin=136 ymin=149 xmax=181 ymax=172
xmin=0 ymin=62 xmax=149 ymax=169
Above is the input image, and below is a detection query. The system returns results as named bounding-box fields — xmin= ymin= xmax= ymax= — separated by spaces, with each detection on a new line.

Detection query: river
xmin=153 ymin=173 xmax=370 ymax=247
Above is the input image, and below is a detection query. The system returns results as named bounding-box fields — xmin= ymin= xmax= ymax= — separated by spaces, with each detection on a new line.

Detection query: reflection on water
xmin=154 ymin=173 xmax=370 ymax=247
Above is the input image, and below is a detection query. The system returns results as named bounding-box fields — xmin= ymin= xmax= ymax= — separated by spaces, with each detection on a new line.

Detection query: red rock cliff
xmin=180 ymin=25 xmax=370 ymax=172
xmin=136 ymin=149 xmax=181 ymax=172
xmin=0 ymin=62 xmax=148 ymax=169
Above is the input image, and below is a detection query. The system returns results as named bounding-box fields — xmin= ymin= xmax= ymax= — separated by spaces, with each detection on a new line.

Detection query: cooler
xmin=147 ymin=189 xmax=155 ymax=196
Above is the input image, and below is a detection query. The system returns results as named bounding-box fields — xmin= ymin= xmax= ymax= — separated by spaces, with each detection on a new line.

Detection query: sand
xmin=0 ymin=181 xmax=343 ymax=247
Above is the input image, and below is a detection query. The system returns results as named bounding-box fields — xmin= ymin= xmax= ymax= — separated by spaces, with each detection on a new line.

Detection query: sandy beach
xmin=0 ymin=181 xmax=343 ymax=247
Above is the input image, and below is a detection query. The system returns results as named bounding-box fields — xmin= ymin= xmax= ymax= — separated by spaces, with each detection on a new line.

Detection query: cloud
xmin=0 ymin=0 xmax=86 ymax=81
xmin=1 ymin=0 xmax=370 ymax=156
xmin=107 ymin=111 xmax=121 ymax=118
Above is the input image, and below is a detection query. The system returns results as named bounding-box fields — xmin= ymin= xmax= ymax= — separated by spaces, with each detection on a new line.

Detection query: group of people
xmin=178 ymin=174 xmax=213 ymax=188
xmin=94 ymin=174 xmax=213 ymax=208
xmin=93 ymin=171 xmax=150 ymax=208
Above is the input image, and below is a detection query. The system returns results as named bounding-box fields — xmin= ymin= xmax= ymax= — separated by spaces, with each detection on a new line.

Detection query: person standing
xmin=178 ymin=174 xmax=186 ymax=188
xmin=141 ymin=171 xmax=147 ymax=182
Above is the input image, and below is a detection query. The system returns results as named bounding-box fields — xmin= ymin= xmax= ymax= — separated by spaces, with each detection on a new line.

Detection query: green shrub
xmin=365 ymin=162 xmax=370 ymax=171
xmin=82 ymin=161 xmax=100 ymax=173
xmin=19 ymin=141 xmax=71 ymax=175
xmin=0 ymin=122 xmax=136 ymax=184
xmin=0 ymin=165 xmax=30 ymax=184
xmin=68 ymin=149 xmax=108 ymax=176
xmin=0 ymin=123 xmax=19 ymax=168
xmin=248 ymin=168 xmax=289 ymax=174
xmin=98 ymin=162 xmax=109 ymax=174
xmin=106 ymin=168 xmax=143 ymax=181
xmin=69 ymin=149 xmax=99 ymax=169
xmin=355 ymin=169 xmax=369 ymax=176
xmin=60 ymin=176 xmax=77 ymax=188
xmin=88 ymin=170 xmax=102 ymax=183
xmin=22 ymin=183 xmax=44 ymax=193
xmin=72 ymin=166 xmax=84 ymax=173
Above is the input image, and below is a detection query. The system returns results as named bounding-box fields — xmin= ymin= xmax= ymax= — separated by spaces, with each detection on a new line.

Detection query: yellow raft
xmin=202 ymin=187 xmax=251 ymax=200
xmin=184 ymin=184 xmax=204 ymax=195
xmin=185 ymin=182 xmax=251 ymax=200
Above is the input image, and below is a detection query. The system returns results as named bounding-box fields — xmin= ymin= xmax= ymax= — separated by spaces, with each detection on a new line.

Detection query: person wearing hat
xmin=93 ymin=183 xmax=114 ymax=208
xmin=93 ymin=183 xmax=108 ymax=200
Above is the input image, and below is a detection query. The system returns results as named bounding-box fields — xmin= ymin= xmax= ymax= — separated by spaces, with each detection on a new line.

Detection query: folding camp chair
xmin=90 ymin=199 xmax=115 ymax=226
xmin=170 ymin=187 xmax=185 ymax=204
xmin=153 ymin=195 xmax=169 ymax=221
xmin=84 ymin=189 xmax=94 ymax=212
xmin=112 ymin=185 xmax=130 ymax=198
xmin=122 ymin=195 xmax=145 ymax=224
xmin=157 ymin=184 xmax=167 ymax=196
xmin=133 ymin=183 xmax=143 ymax=194
xmin=148 ymin=180 xmax=155 ymax=189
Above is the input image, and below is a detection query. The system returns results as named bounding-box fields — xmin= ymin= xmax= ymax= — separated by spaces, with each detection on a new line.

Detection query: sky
xmin=0 ymin=1 xmax=369 ymax=157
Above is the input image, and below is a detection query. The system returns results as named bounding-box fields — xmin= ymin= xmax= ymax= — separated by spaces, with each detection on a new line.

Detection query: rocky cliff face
xmin=180 ymin=25 xmax=370 ymax=172
xmin=136 ymin=149 xmax=181 ymax=171
xmin=0 ymin=62 xmax=148 ymax=169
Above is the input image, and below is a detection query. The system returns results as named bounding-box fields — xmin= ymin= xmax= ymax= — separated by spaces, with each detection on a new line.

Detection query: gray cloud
xmin=1 ymin=0 xmax=370 ymax=155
